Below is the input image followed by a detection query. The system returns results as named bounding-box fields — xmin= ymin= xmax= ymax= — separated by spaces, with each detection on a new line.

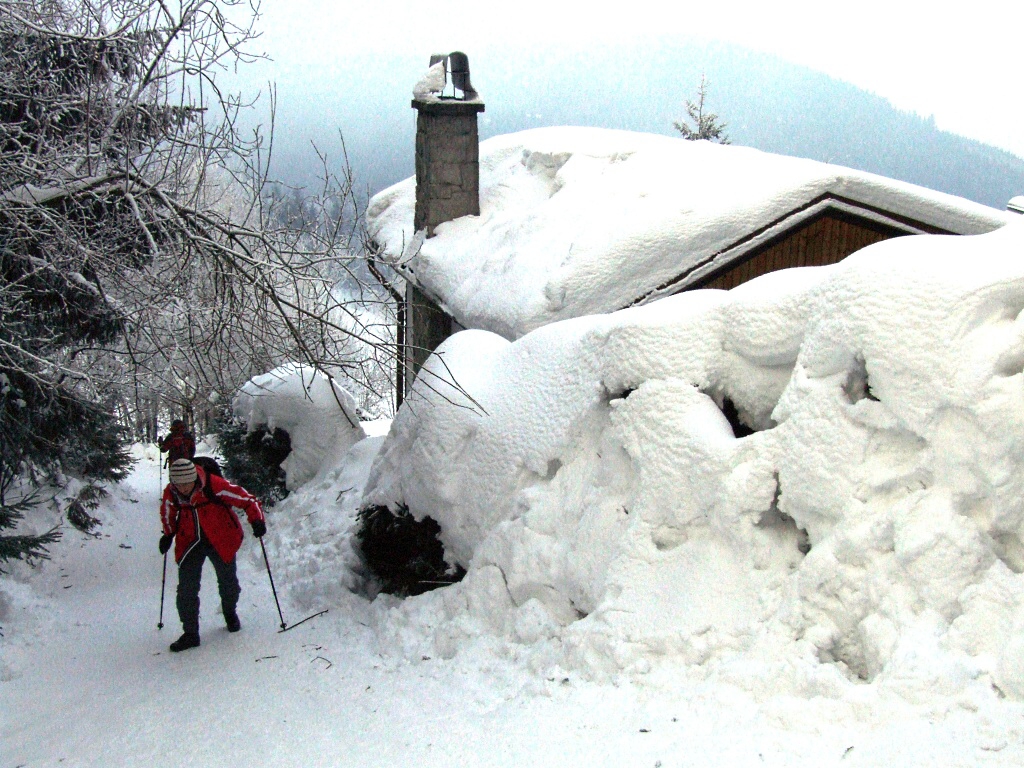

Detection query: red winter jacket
xmin=159 ymin=431 xmax=196 ymax=464
xmin=160 ymin=467 xmax=265 ymax=564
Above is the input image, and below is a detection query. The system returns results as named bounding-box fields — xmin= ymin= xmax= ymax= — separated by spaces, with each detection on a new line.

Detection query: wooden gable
xmin=689 ymin=210 xmax=942 ymax=292
xmin=624 ymin=196 xmax=960 ymax=309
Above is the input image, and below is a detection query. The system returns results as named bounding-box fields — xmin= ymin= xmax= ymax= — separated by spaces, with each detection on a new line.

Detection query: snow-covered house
xmin=355 ymin=67 xmax=1024 ymax=717
xmin=368 ymin=126 xmax=1013 ymax=394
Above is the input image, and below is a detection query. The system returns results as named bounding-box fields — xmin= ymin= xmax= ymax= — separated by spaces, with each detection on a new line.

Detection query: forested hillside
xmin=258 ymin=39 xmax=1024 ymax=209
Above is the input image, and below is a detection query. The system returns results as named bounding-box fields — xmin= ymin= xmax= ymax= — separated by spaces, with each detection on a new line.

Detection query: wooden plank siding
xmin=692 ymin=213 xmax=904 ymax=292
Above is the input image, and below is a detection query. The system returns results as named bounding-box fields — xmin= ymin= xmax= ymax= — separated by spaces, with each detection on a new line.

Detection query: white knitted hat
xmin=169 ymin=459 xmax=197 ymax=485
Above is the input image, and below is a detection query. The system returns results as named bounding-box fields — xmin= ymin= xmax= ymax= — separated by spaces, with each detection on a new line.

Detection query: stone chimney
xmin=405 ymin=53 xmax=484 ymax=391
xmin=413 ymin=110 xmax=484 ymax=233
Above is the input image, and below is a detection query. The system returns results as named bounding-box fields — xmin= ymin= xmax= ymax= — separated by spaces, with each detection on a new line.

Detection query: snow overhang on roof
xmin=367 ymin=127 xmax=1013 ymax=340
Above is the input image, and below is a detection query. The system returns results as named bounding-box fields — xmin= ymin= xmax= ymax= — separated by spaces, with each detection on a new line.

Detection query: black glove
xmin=158 ymin=533 xmax=173 ymax=554
xmin=251 ymin=519 xmax=266 ymax=538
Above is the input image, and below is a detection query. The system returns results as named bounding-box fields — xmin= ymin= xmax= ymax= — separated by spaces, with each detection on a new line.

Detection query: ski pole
xmin=158 ymin=549 xmax=168 ymax=630
xmin=259 ymin=537 xmax=286 ymax=631
xmin=157 ymin=450 xmax=166 ymax=630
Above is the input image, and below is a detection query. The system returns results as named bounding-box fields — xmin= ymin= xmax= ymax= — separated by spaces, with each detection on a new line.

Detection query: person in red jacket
xmin=158 ymin=420 xmax=196 ymax=466
xmin=159 ymin=458 xmax=267 ymax=652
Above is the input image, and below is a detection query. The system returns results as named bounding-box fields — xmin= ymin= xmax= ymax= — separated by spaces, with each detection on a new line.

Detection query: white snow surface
xmin=6 ymin=227 xmax=1024 ymax=764
xmin=233 ymin=363 xmax=366 ymax=489
xmin=367 ymin=127 xmax=1012 ymax=340
xmin=364 ymin=222 xmax=1024 ymax=721
xmin=412 ymin=60 xmax=447 ymax=99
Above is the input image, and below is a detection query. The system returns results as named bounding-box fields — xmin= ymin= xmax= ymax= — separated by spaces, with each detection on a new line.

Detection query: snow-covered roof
xmin=367 ymin=127 xmax=1014 ymax=340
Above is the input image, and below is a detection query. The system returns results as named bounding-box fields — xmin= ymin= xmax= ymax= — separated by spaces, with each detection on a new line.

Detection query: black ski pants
xmin=176 ymin=538 xmax=240 ymax=635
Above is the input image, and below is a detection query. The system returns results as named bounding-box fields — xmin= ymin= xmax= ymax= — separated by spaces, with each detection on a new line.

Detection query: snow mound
xmin=248 ymin=433 xmax=386 ymax=610
xmin=231 ymin=364 xmax=384 ymax=608
xmin=233 ymin=363 xmax=366 ymax=489
xmin=364 ymin=222 xmax=1024 ymax=702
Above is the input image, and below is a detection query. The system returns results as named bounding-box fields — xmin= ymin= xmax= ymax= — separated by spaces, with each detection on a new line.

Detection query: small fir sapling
xmin=674 ymin=74 xmax=731 ymax=144
xmin=64 ymin=483 xmax=108 ymax=535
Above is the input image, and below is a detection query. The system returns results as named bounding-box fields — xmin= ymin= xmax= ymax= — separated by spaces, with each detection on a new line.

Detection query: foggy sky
xmin=234 ymin=0 xmax=1023 ymax=160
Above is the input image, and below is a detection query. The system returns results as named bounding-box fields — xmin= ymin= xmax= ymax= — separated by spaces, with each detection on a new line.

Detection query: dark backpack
xmin=192 ymin=456 xmax=230 ymax=510
xmin=192 ymin=455 xmax=223 ymax=479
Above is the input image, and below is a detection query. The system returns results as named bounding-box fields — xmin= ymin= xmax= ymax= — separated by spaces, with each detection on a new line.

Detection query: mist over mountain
xmin=252 ymin=38 xmax=1024 ymax=210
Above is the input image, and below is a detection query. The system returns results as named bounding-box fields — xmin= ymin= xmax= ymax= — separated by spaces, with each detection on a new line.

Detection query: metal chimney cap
xmin=414 ymin=51 xmax=480 ymax=102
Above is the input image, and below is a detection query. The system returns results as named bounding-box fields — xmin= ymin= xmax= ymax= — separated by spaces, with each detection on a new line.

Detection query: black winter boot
xmin=169 ymin=632 xmax=201 ymax=652
xmin=225 ymin=612 xmax=241 ymax=633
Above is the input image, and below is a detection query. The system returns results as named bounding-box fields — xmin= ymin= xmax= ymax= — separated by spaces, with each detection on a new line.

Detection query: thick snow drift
xmin=366 ymin=127 xmax=1011 ymax=340
xmin=364 ymin=221 xmax=1024 ymax=704
xmin=234 ymin=363 xmax=366 ymax=489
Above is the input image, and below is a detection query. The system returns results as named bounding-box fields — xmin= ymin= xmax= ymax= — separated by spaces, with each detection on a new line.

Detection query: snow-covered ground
xmin=3 ymin=446 xmax=1022 ymax=766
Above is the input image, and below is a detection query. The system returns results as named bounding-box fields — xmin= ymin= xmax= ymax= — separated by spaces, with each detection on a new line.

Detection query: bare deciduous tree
xmin=2 ymin=0 xmax=396 ymax=424
xmin=0 ymin=0 xmax=396 ymax=558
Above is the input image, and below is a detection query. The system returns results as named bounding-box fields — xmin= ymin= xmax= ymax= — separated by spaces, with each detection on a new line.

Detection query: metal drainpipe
xmin=367 ymin=256 xmax=406 ymax=412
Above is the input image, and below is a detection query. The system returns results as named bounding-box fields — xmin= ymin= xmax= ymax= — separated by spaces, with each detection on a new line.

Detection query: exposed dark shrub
xmin=355 ymin=504 xmax=465 ymax=597
xmin=212 ymin=407 xmax=291 ymax=506
xmin=65 ymin=482 xmax=107 ymax=535
xmin=1 ymin=374 xmax=129 ymax=563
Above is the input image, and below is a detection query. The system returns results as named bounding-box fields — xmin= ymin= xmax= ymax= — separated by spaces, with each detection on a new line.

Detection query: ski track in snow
xmin=2 ymin=446 xmax=1023 ymax=766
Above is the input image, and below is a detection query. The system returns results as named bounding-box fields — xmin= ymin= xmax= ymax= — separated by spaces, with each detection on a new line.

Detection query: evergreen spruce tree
xmin=355 ymin=504 xmax=466 ymax=597
xmin=0 ymin=2 xmax=192 ymax=557
xmin=674 ymin=74 xmax=731 ymax=144
xmin=0 ymin=486 xmax=60 ymax=572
